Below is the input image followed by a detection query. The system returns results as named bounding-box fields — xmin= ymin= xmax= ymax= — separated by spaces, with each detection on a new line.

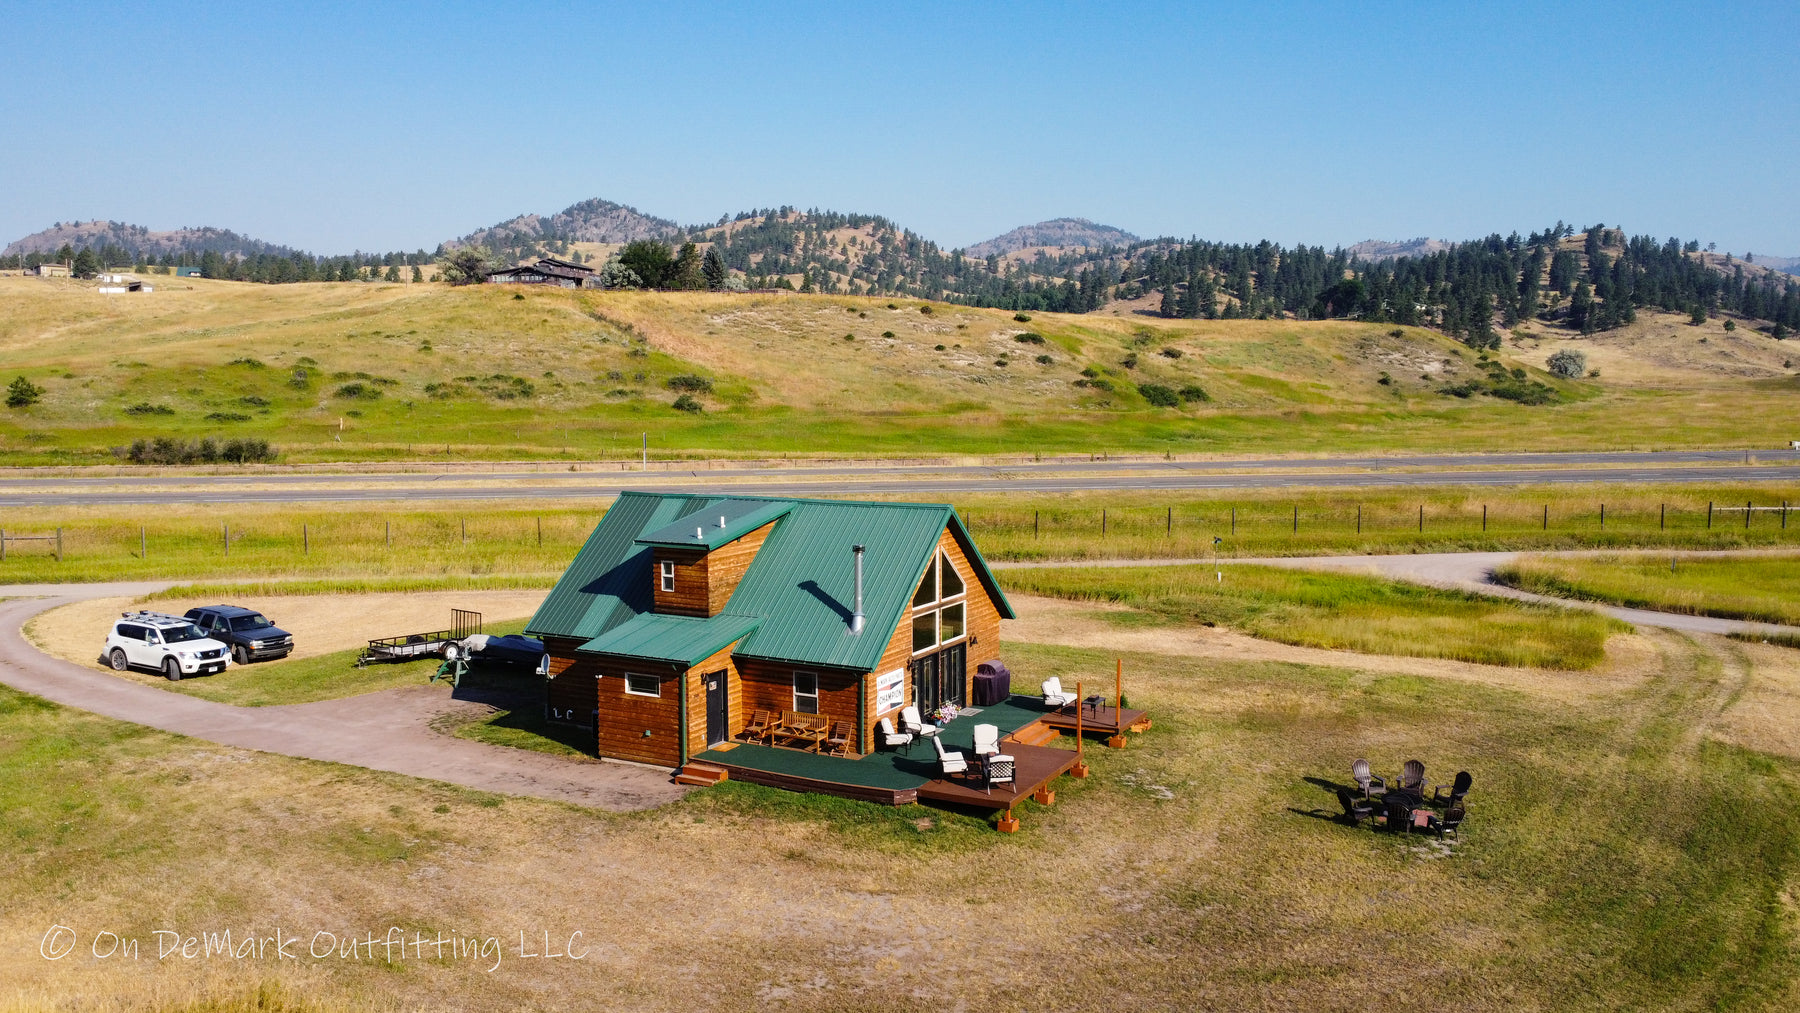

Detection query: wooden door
xmin=704 ymin=670 xmax=728 ymax=747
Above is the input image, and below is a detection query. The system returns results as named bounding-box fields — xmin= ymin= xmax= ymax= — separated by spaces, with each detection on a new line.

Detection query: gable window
xmin=660 ymin=560 xmax=675 ymax=592
xmin=624 ymin=672 xmax=662 ymax=697
xmin=793 ymin=671 xmax=819 ymax=714
xmin=910 ymin=550 xmax=969 ymax=655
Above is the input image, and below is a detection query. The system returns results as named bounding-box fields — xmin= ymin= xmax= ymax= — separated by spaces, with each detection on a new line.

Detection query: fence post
xmin=1231 ymin=507 xmax=1236 ymax=535
xmin=2 ymin=529 xmax=6 ymax=561
xmin=55 ymin=527 xmax=62 ymax=563
xmin=1034 ymin=510 xmax=1039 ymax=539
xmin=1707 ymin=501 xmax=1713 ymax=528
xmin=1101 ymin=510 xmax=1106 ymax=537
xmin=1166 ymin=507 xmax=1171 ymax=537
xmin=1785 ymin=501 xmax=1789 ymax=530
xmin=386 ymin=520 xmax=391 ymax=547
xmin=1543 ymin=504 xmax=1548 ymax=530
xmin=1292 ymin=505 xmax=1298 ymax=533
xmin=538 ymin=516 xmax=542 ymax=547
xmin=1660 ymin=504 xmax=1665 ymax=530
xmin=462 ymin=518 xmax=467 ymax=544
xmin=1357 ymin=504 xmax=1362 ymax=534
xmin=1482 ymin=504 xmax=1487 ymax=532
xmin=1418 ymin=505 xmax=1423 ymax=532
xmin=1746 ymin=501 xmax=1752 ymax=530
xmin=224 ymin=522 xmax=229 ymax=557
xmin=1600 ymin=504 xmax=1605 ymax=529
xmin=303 ymin=523 xmax=309 ymax=555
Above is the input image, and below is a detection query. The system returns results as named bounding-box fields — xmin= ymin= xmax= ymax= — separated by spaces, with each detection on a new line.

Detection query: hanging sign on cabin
xmin=875 ymin=667 xmax=905 ymax=714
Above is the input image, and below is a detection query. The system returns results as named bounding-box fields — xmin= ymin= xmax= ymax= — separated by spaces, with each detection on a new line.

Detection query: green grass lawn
xmin=1002 ymin=563 xmax=1629 ymax=668
xmin=4 ymin=627 xmax=1796 ymax=1009
xmin=143 ymin=618 xmax=529 ymax=706
xmin=1496 ymin=552 xmax=1800 ymax=625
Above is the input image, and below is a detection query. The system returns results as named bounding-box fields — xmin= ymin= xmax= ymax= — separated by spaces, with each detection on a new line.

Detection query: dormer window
xmin=910 ymin=550 xmax=968 ymax=654
xmin=660 ymin=560 xmax=675 ymax=592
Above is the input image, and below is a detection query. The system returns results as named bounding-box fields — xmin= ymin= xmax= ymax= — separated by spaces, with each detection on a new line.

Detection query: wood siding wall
xmin=544 ymin=636 xmax=599 ymax=727
xmin=650 ymin=520 xmax=775 ymax=618
xmin=859 ymin=525 xmax=1003 ymax=750
xmin=588 ymin=656 xmax=687 ymax=767
xmin=737 ymin=659 xmax=862 ymax=733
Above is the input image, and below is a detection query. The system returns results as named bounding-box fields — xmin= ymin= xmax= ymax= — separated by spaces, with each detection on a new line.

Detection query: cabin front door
xmin=704 ymin=670 xmax=728 ymax=747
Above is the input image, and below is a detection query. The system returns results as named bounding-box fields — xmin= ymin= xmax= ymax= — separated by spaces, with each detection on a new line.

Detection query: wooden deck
xmin=674 ymin=697 xmax=1152 ymax=827
xmin=1039 ymin=700 xmax=1151 ymax=737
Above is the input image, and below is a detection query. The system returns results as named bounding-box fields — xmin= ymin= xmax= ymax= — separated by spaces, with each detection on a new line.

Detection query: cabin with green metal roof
xmin=528 ymin=491 xmax=1015 ymax=768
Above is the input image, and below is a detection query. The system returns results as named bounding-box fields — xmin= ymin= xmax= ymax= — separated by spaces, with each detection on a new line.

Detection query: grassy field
xmin=2 ymin=276 xmax=1797 ymax=464
xmin=3 ymin=625 xmax=1796 ymax=1010
xmin=0 ymin=483 xmax=1797 ymax=586
xmin=1001 ymin=563 xmax=1629 ymax=668
xmin=1496 ymin=551 xmax=1800 ymax=625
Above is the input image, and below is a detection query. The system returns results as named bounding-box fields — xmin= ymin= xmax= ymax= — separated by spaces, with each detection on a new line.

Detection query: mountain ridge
xmin=964 ymin=218 xmax=1140 ymax=258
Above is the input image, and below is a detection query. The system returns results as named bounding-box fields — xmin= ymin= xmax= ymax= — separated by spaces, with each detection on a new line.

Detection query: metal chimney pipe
xmin=850 ymin=544 xmax=866 ymax=634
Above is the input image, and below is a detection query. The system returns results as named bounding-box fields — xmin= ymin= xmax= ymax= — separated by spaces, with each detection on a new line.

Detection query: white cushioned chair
xmin=878 ymin=716 xmax=914 ymax=753
xmin=1042 ymin=677 xmax=1077 ymax=709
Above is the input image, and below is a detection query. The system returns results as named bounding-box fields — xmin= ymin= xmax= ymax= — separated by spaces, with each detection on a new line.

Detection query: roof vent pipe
xmin=719 ymin=515 xmax=727 ymax=528
xmin=695 ymin=527 xmax=704 ymax=540
xmin=850 ymin=544 xmax=866 ymax=635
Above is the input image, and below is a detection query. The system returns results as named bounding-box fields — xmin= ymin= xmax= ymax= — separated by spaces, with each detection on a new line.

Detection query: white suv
xmin=104 ymin=611 xmax=232 ymax=681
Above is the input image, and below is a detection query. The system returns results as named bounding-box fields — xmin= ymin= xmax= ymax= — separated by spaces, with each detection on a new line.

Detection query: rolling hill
xmin=2 ymin=221 xmax=303 ymax=260
xmin=448 ymin=198 xmax=680 ymax=258
xmin=0 ymin=275 xmax=1793 ymax=466
xmin=965 ymin=218 xmax=1140 ymax=258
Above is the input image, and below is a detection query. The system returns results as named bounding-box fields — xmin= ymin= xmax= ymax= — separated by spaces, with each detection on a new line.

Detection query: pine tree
xmin=701 ymin=246 xmax=727 ymax=289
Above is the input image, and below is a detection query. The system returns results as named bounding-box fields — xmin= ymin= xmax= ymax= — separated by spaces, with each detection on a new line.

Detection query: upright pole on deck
xmin=1071 ymin=680 xmax=1089 ymax=777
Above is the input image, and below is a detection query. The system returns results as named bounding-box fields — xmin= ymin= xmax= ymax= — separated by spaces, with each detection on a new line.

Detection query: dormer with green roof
xmin=528 ymin=491 xmax=1014 ymax=768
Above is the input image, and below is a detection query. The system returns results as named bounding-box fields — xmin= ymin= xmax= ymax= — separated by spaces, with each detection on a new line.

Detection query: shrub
xmin=1120 ymin=353 xmax=1139 ymax=369
xmin=472 ymin=374 xmax=535 ymax=399
xmin=204 ymin=411 xmax=251 ymax=422
xmin=6 ymin=376 xmax=43 ymax=408
xmin=1546 ymin=348 xmax=1587 ymax=379
xmin=123 ymin=402 xmax=176 ymax=416
xmin=125 ymin=437 xmax=275 ymax=465
xmin=227 ymin=357 xmax=265 ymax=369
xmin=512 ymin=293 xmax=525 ymax=300
xmin=288 ymin=368 xmax=311 ymax=389
xmin=1389 ymin=328 xmax=1405 ymax=338
xmin=666 ymin=374 xmax=714 ymax=393
xmin=1724 ymin=320 xmax=1737 ymax=332
xmin=1138 ymin=383 xmax=1179 ymax=407
xmin=671 ymin=394 xmax=703 ymax=413
xmin=1377 ymin=372 xmax=1393 ymax=385
xmin=1160 ymin=347 xmax=1183 ymax=358
xmin=1179 ymin=384 xmax=1210 ymax=403
xmin=334 ymin=382 xmax=383 ymax=400
xmin=843 ymin=333 xmax=855 ymax=341
xmin=1014 ymin=313 xmax=1032 ymax=322
xmin=919 ymin=305 xmax=933 ymax=314
xmin=882 ymin=331 xmax=896 ymax=338
xmin=934 ymin=344 xmax=946 ymax=351
xmin=239 ymin=395 xmax=271 ymax=407
xmin=1035 ymin=354 xmax=1054 ymax=364
xmin=1013 ymin=332 xmax=1045 ymax=345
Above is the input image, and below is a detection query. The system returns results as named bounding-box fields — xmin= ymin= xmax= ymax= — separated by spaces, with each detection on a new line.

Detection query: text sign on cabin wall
xmin=875 ymin=668 xmax=905 ymax=714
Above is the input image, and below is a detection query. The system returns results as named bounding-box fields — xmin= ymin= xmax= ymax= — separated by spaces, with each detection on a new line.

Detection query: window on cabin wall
xmin=625 ymin=672 xmax=662 ymax=697
xmin=660 ymin=560 xmax=675 ymax=592
xmin=793 ymin=671 xmax=819 ymax=714
xmin=910 ymin=550 xmax=968 ymax=655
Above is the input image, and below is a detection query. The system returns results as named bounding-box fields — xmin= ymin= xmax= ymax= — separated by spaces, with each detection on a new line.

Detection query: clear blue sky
xmin=4 ymin=1 xmax=1796 ymax=256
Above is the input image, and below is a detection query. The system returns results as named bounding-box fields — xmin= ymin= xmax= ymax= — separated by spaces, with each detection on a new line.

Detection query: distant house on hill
xmin=34 ymin=263 xmax=70 ymax=278
xmin=485 ymin=256 xmax=600 ymax=289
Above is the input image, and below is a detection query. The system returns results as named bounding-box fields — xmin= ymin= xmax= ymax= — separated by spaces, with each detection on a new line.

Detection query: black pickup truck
xmin=183 ymin=605 xmax=296 ymax=665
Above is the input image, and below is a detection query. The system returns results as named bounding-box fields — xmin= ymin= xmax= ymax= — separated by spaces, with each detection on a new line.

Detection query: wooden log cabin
xmin=526 ymin=492 xmax=1015 ymax=768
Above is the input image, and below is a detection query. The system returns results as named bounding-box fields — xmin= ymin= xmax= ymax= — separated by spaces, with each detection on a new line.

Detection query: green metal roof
xmin=635 ymin=499 xmax=794 ymax=551
xmin=528 ymin=491 xmax=1015 ymax=672
xmin=578 ymin=612 xmax=762 ymax=667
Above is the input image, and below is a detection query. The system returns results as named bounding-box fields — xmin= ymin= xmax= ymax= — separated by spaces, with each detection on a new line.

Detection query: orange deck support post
xmin=1108 ymin=659 xmax=1128 ymax=748
xmin=998 ymin=807 xmax=1020 ymax=833
xmin=1070 ymin=680 xmax=1091 ymax=778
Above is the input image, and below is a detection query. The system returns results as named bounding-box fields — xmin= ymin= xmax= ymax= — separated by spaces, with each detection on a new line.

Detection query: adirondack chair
xmin=1397 ymin=759 xmax=1426 ymax=794
xmin=1438 ymin=806 xmax=1466 ymax=840
xmin=1337 ymin=788 xmax=1375 ymax=826
xmin=1351 ymin=757 xmax=1386 ymax=799
xmin=1431 ymin=771 xmax=1472 ymax=808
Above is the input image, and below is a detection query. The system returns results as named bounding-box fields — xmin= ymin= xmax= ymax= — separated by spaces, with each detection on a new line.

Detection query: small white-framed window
xmin=660 ymin=559 xmax=675 ymax=592
xmin=793 ymin=671 xmax=819 ymax=714
xmin=624 ymin=672 xmax=662 ymax=697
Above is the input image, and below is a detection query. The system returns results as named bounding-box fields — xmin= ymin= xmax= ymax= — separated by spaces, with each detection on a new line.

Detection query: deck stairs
xmin=1004 ymin=719 xmax=1062 ymax=748
xmin=674 ymin=761 xmax=730 ymax=786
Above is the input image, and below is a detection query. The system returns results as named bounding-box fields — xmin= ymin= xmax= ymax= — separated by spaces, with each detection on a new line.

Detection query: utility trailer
xmin=356 ymin=609 xmax=482 ymax=667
